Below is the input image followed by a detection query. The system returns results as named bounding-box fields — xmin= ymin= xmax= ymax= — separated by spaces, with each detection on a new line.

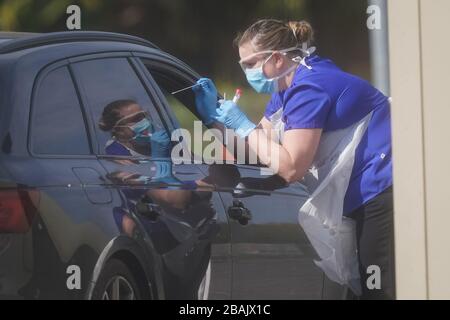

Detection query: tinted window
xmin=143 ymin=62 xmax=199 ymax=129
xmin=143 ymin=63 xmax=204 ymax=156
xmin=144 ymin=61 xmax=263 ymax=166
xmin=144 ymin=61 xmax=234 ymax=162
xmin=71 ymin=58 xmax=165 ymax=155
xmin=32 ymin=66 xmax=90 ymax=155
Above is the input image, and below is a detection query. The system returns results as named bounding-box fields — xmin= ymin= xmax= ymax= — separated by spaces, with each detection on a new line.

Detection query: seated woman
xmin=98 ymin=99 xmax=199 ymax=206
xmin=98 ymin=99 xmax=170 ymax=158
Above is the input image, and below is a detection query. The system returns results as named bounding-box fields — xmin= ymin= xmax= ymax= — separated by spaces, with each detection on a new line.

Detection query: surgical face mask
xmin=240 ymin=46 xmax=315 ymax=94
xmin=129 ymin=118 xmax=152 ymax=143
xmin=127 ymin=118 xmax=150 ymax=135
xmin=114 ymin=111 xmax=152 ymax=142
xmin=244 ymin=54 xmax=298 ymax=94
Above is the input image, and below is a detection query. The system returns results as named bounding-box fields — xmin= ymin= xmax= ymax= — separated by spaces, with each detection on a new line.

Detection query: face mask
xmin=129 ymin=118 xmax=152 ymax=143
xmin=240 ymin=46 xmax=315 ymax=94
xmin=244 ymin=55 xmax=298 ymax=94
xmin=114 ymin=111 xmax=153 ymax=143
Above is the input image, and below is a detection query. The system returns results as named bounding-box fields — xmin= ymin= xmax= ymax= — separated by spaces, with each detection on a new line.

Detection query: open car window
xmin=141 ymin=58 xmax=272 ymax=170
xmin=142 ymin=59 xmax=236 ymax=163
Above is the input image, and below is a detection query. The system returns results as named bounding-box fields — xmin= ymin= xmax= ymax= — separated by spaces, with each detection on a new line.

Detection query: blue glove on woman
xmin=150 ymin=130 xmax=172 ymax=158
xmin=214 ymin=100 xmax=256 ymax=138
xmin=192 ymin=78 xmax=219 ymax=125
xmin=152 ymin=160 xmax=178 ymax=183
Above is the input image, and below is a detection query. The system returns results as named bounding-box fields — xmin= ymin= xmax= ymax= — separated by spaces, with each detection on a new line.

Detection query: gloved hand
xmin=192 ymin=78 xmax=219 ymax=125
xmin=214 ymin=100 xmax=256 ymax=138
xmin=152 ymin=160 xmax=181 ymax=186
xmin=150 ymin=130 xmax=172 ymax=158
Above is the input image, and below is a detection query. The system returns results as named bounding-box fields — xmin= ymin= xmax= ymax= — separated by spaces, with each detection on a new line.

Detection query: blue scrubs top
xmin=264 ymin=55 xmax=392 ymax=215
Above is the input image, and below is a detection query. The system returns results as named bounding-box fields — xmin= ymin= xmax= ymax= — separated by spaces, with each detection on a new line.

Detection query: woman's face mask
xmin=113 ymin=111 xmax=153 ymax=143
xmin=243 ymin=53 xmax=278 ymax=94
xmin=239 ymin=46 xmax=314 ymax=94
xmin=128 ymin=118 xmax=152 ymax=143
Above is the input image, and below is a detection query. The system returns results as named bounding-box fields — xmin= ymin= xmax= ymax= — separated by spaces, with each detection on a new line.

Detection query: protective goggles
xmin=113 ymin=111 xmax=150 ymax=128
xmin=238 ymin=45 xmax=316 ymax=71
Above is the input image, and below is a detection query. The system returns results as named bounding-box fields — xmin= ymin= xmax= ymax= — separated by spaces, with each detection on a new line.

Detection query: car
xmin=0 ymin=31 xmax=345 ymax=300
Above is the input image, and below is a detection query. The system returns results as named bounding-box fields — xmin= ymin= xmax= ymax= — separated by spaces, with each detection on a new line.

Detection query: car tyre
xmin=91 ymin=258 xmax=142 ymax=300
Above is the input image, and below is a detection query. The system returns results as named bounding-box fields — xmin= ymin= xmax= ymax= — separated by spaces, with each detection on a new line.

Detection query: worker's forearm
xmin=203 ymin=122 xmax=238 ymax=161
xmin=209 ymin=121 xmax=252 ymax=159
xmin=247 ymin=129 xmax=306 ymax=183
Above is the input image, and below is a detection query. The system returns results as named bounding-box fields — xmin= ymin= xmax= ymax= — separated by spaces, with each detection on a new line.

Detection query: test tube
xmin=232 ymin=88 xmax=242 ymax=104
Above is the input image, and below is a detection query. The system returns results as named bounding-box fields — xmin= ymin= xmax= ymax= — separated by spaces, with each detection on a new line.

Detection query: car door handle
xmin=136 ymin=201 xmax=162 ymax=221
xmin=227 ymin=200 xmax=252 ymax=225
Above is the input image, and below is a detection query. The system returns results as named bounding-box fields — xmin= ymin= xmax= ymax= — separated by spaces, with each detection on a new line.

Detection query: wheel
xmin=91 ymin=258 xmax=142 ymax=300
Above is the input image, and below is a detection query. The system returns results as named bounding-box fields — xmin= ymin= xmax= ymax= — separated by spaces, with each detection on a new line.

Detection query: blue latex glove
xmin=214 ymin=100 xmax=256 ymax=138
xmin=150 ymin=130 xmax=171 ymax=158
xmin=192 ymin=78 xmax=219 ymax=125
xmin=152 ymin=160 xmax=181 ymax=186
xmin=133 ymin=161 xmax=179 ymax=185
xmin=153 ymin=160 xmax=171 ymax=180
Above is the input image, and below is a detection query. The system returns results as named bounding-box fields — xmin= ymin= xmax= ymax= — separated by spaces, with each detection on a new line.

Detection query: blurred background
xmin=0 ymin=0 xmax=371 ymax=121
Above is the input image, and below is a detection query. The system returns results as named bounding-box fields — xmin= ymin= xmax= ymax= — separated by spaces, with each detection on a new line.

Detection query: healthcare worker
xmin=192 ymin=19 xmax=394 ymax=299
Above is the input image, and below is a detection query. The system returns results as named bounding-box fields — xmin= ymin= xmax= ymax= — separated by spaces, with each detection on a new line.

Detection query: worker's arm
xmin=211 ymin=116 xmax=271 ymax=134
xmin=208 ymin=117 xmax=269 ymax=163
xmin=212 ymin=114 xmax=321 ymax=183
xmin=191 ymin=78 xmax=322 ymax=177
xmin=213 ymin=100 xmax=321 ymax=183
xmin=247 ymin=127 xmax=322 ymax=183
xmin=257 ymin=117 xmax=278 ymax=144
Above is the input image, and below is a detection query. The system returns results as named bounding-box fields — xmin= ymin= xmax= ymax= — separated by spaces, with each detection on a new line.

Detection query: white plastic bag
xmin=297 ymin=112 xmax=373 ymax=296
xmin=299 ymin=212 xmax=361 ymax=295
xmin=269 ymin=106 xmax=373 ymax=295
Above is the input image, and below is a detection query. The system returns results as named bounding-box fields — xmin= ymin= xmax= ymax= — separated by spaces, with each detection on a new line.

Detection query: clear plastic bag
xmin=299 ymin=211 xmax=361 ymax=295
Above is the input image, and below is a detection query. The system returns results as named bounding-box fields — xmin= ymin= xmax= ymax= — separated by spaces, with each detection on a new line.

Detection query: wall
xmin=388 ymin=0 xmax=450 ymax=299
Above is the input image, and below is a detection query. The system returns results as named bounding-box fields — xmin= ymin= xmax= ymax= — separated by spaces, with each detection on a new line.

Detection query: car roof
xmin=0 ymin=32 xmax=36 ymax=44
xmin=0 ymin=31 xmax=159 ymax=54
xmin=0 ymin=31 xmax=38 ymax=39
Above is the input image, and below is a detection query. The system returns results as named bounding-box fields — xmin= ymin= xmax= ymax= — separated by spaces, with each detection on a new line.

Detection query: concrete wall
xmin=388 ymin=0 xmax=450 ymax=299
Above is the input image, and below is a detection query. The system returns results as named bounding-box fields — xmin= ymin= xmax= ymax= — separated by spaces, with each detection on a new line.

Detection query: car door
xmin=130 ymin=53 xmax=233 ymax=299
xmin=24 ymin=61 xmax=117 ymax=297
xmin=69 ymin=53 xmax=230 ymax=299
xmin=216 ymin=166 xmax=325 ymax=299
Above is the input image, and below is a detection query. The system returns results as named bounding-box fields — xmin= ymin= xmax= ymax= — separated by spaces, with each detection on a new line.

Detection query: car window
xmin=31 ymin=66 xmax=91 ymax=155
xmin=142 ymin=60 xmax=233 ymax=162
xmin=71 ymin=57 xmax=166 ymax=156
xmin=144 ymin=65 xmax=202 ymax=134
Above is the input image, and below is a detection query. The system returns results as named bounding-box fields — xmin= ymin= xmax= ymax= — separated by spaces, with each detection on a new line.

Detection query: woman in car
xmin=98 ymin=99 xmax=207 ymax=204
xmin=98 ymin=99 xmax=171 ymax=159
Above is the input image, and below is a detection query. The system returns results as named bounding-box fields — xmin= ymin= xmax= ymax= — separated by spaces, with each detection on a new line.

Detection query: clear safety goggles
xmin=113 ymin=111 xmax=149 ymax=128
xmin=238 ymin=45 xmax=316 ymax=71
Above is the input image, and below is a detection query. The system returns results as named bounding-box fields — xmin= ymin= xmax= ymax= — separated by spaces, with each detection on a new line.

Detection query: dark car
xmin=0 ymin=31 xmax=345 ymax=300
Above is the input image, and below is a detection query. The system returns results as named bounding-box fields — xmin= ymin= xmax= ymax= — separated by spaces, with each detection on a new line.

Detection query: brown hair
xmin=98 ymin=99 xmax=137 ymax=131
xmin=234 ymin=19 xmax=314 ymax=52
